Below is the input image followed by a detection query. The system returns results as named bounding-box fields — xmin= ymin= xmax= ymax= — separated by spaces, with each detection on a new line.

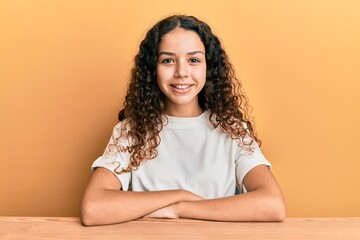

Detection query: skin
xmin=80 ymin=28 xmax=286 ymax=226
xmin=156 ymin=28 xmax=206 ymax=117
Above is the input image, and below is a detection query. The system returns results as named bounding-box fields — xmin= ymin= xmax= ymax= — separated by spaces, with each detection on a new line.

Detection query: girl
xmin=81 ymin=15 xmax=285 ymax=226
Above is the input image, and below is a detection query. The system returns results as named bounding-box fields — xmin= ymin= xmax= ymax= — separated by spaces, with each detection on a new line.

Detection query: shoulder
xmin=106 ymin=120 xmax=133 ymax=154
xmin=112 ymin=119 xmax=131 ymax=135
xmin=207 ymin=111 xmax=251 ymax=138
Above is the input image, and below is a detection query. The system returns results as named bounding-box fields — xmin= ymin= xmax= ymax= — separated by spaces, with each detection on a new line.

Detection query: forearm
xmin=81 ymin=189 xmax=198 ymax=226
xmin=176 ymin=190 xmax=286 ymax=222
xmin=175 ymin=166 xmax=286 ymax=222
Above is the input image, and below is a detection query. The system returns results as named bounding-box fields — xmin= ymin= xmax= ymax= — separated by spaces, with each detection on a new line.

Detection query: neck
xmin=164 ymin=105 xmax=203 ymax=118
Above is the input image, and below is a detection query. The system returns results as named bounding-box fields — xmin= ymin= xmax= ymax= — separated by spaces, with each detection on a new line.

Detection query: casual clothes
xmin=92 ymin=111 xmax=270 ymax=199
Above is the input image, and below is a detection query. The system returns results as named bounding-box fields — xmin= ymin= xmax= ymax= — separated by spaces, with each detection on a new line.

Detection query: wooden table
xmin=0 ymin=217 xmax=359 ymax=240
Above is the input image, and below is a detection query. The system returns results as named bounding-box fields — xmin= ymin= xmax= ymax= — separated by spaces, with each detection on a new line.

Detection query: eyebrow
xmin=158 ymin=51 xmax=205 ymax=56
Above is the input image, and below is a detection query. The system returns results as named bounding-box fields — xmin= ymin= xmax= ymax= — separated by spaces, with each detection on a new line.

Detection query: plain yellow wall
xmin=1 ymin=0 xmax=359 ymax=217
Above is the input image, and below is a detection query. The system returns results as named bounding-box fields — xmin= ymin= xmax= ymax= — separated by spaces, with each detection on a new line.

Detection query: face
xmin=157 ymin=28 xmax=206 ymax=117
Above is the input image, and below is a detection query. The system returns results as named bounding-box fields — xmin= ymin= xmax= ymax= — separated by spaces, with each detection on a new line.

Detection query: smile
xmin=170 ymin=84 xmax=192 ymax=89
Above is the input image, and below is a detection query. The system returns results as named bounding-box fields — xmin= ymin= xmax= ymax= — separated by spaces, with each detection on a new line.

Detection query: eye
xmin=189 ymin=58 xmax=200 ymax=63
xmin=161 ymin=58 xmax=174 ymax=64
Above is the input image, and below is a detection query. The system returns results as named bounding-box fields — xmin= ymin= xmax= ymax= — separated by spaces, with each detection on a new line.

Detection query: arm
xmin=145 ymin=165 xmax=286 ymax=222
xmin=80 ymin=167 xmax=203 ymax=226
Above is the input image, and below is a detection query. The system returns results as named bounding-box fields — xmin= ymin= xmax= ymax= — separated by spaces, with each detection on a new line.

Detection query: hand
xmin=143 ymin=190 xmax=204 ymax=219
xmin=143 ymin=203 xmax=179 ymax=219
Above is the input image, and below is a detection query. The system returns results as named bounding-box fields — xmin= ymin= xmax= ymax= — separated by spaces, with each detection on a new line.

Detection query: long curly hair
xmin=112 ymin=15 xmax=260 ymax=173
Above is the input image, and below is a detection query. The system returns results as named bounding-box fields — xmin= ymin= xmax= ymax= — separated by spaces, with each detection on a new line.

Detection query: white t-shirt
xmin=92 ymin=111 xmax=271 ymax=199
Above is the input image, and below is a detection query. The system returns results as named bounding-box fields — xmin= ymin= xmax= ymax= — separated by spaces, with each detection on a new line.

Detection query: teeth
xmin=172 ymin=84 xmax=190 ymax=89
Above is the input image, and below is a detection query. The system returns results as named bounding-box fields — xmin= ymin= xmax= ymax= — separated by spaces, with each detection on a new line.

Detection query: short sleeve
xmin=91 ymin=122 xmax=132 ymax=191
xmin=235 ymin=141 xmax=271 ymax=193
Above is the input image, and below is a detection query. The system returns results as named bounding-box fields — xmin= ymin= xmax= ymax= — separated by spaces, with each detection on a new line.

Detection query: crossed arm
xmin=80 ymin=165 xmax=286 ymax=226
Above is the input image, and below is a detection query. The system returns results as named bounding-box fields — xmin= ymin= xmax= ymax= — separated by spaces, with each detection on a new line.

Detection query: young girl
xmin=81 ymin=15 xmax=285 ymax=226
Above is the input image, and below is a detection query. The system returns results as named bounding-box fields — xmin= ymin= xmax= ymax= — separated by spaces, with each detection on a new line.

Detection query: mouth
xmin=170 ymin=84 xmax=193 ymax=90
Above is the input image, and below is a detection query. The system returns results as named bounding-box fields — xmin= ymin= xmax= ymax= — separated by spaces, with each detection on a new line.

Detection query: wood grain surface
xmin=0 ymin=217 xmax=359 ymax=240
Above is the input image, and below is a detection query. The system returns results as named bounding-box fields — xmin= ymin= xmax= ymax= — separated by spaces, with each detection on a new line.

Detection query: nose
xmin=174 ymin=61 xmax=189 ymax=78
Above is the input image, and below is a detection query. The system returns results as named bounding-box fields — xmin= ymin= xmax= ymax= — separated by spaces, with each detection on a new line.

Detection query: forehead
xmin=158 ymin=28 xmax=205 ymax=53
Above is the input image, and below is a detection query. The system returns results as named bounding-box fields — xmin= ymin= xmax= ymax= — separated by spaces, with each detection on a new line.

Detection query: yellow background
xmin=1 ymin=0 xmax=359 ymax=217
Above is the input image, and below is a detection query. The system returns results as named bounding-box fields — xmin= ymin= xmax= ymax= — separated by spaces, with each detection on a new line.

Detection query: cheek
xmin=157 ymin=66 xmax=173 ymax=80
xmin=194 ymin=66 xmax=207 ymax=82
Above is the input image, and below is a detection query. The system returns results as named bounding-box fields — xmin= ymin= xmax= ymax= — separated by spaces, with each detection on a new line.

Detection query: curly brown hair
xmin=111 ymin=15 xmax=260 ymax=173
